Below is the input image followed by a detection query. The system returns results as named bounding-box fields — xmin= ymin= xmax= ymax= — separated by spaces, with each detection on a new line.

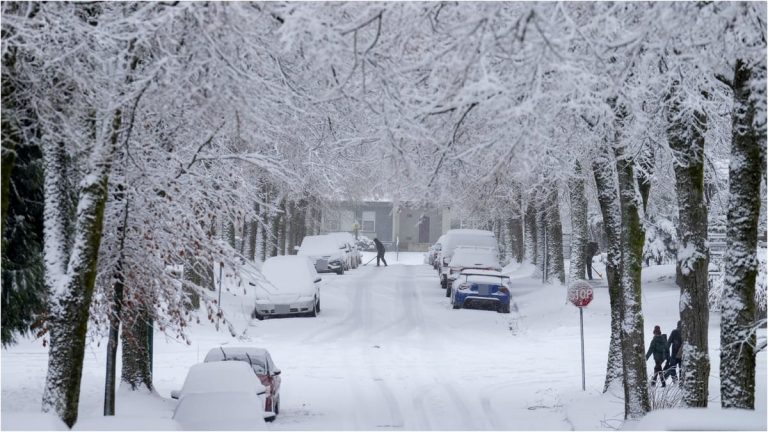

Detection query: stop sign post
xmin=569 ymin=280 xmax=594 ymax=391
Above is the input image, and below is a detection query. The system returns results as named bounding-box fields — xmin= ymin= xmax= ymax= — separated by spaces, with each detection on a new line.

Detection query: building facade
xmin=321 ymin=201 xmax=448 ymax=251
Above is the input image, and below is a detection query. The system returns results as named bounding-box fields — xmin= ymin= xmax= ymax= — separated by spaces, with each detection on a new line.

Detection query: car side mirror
xmin=273 ymin=369 xmax=281 ymax=376
xmin=171 ymin=390 xmax=180 ymax=400
xmin=314 ymin=277 xmax=322 ymax=283
xmin=248 ymin=282 xmax=256 ymax=286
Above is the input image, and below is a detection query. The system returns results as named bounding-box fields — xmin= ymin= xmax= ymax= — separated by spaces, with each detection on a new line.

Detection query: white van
xmin=437 ymin=229 xmax=498 ymax=288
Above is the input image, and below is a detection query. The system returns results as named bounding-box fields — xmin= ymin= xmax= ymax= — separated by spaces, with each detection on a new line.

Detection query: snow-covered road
xmin=2 ymin=254 xmax=765 ymax=430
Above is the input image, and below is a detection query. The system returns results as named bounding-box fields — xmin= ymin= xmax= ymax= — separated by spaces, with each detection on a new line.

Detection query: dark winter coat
xmin=646 ymin=334 xmax=668 ymax=362
xmin=373 ymin=239 xmax=385 ymax=256
xmin=667 ymin=328 xmax=682 ymax=360
xmin=586 ymin=242 xmax=599 ymax=257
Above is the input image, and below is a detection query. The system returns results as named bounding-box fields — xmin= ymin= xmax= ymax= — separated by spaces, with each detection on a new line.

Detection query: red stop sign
xmin=568 ymin=280 xmax=594 ymax=307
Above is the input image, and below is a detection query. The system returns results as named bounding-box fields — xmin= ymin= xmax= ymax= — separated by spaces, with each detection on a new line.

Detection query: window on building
xmin=362 ymin=211 xmax=375 ymax=232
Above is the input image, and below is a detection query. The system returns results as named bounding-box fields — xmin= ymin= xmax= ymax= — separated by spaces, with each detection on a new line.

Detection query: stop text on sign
xmin=568 ymin=280 xmax=594 ymax=307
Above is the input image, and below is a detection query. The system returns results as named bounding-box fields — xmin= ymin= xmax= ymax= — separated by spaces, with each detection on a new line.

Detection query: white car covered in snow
xmin=445 ymin=246 xmax=502 ymax=297
xmin=296 ymin=235 xmax=347 ymax=275
xmin=171 ymin=361 xmax=267 ymax=430
xmin=252 ymin=255 xmax=321 ymax=319
xmin=437 ymin=229 xmax=499 ymax=289
xmin=327 ymin=231 xmax=362 ymax=269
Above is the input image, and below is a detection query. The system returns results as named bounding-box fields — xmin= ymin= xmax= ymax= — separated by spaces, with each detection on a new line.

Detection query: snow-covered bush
xmin=643 ymin=218 xmax=677 ymax=266
xmin=355 ymin=235 xmax=375 ymax=252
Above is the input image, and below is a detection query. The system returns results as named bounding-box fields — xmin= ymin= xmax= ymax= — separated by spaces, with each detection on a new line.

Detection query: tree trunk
xmin=592 ymin=153 xmax=624 ymax=394
xmin=546 ymin=187 xmax=565 ymax=284
xmin=120 ymin=301 xmax=153 ymax=391
xmin=42 ymin=112 xmax=120 ymax=428
xmin=285 ymin=201 xmax=294 ymax=255
xmin=720 ymin=59 xmax=764 ymax=409
xmin=667 ymin=79 xmax=711 ymax=408
xmin=277 ymin=199 xmax=287 ymax=256
xmin=104 ymin=186 xmax=129 ymax=416
xmin=524 ymin=196 xmax=537 ymax=264
xmin=535 ymin=193 xmax=548 ymax=280
xmin=615 ymin=143 xmax=650 ymax=419
xmin=569 ymin=162 xmax=589 ymax=282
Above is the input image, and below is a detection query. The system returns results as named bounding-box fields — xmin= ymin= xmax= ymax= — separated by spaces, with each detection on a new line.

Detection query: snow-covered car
xmin=170 ymin=361 xmax=268 ymax=428
xmin=445 ymin=246 xmax=502 ymax=297
xmin=296 ymin=235 xmax=347 ymax=275
xmin=426 ymin=235 xmax=446 ymax=269
xmin=204 ymin=347 xmax=282 ymax=420
xmin=437 ymin=229 xmax=499 ymax=288
xmin=327 ymin=231 xmax=362 ymax=269
xmin=450 ymin=269 xmax=511 ymax=313
xmin=253 ymin=255 xmax=321 ymax=319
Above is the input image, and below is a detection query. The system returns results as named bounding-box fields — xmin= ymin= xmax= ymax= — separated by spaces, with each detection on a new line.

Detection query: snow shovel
xmin=591 ymin=265 xmax=603 ymax=279
xmin=363 ymin=256 xmax=377 ymax=266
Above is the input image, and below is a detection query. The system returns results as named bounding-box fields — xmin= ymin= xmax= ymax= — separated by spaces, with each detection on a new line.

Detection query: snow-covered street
xmin=3 ymin=253 xmax=765 ymax=430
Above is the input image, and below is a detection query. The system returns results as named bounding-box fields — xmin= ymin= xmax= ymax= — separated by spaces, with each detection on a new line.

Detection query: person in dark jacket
xmin=585 ymin=242 xmax=598 ymax=280
xmin=373 ymin=238 xmax=387 ymax=267
xmin=664 ymin=320 xmax=683 ymax=383
xmin=646 ymin=325 xmax=668 ymax=387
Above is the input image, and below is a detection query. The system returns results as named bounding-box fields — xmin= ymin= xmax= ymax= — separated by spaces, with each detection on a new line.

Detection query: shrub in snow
xmin=643 ymin=217 xmax=677 ymax=266
xmin=355 ymin=235 xmax=375 ymax=252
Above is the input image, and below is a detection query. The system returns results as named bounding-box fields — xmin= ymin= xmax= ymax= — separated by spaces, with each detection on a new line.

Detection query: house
xmin=320 ymin=200 xmax=449 ymax=251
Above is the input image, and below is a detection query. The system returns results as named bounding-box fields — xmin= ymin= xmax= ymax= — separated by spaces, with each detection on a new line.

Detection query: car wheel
xmin=336 ymin=267 xmax=344 ymax=275
xmin=498 ymin=303 xmax=510 ymax=314
xmin=440 ymin=277 xmax=446 ymax=289
xmin=274 ymin=397 xmax=280 ymax=415
xmin=309 ymin=298 xmax=319 ymax=317
xmin=452 ymin=300 xmax=461 ymax=310
xmin=445 ymin=286 xmax=451 ymax=298
xmin=252 ymin=308 xmax=264 ymax=321
xmin=316 ymin=298 xmax=321 ymax=313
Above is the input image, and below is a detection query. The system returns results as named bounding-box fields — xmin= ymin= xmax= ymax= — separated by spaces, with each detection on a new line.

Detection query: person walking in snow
xmin=664 ymin=320 xmax=683 ymax=383
xmin=373 ymin=238 xmax=387 ymax=267
xmin=646 ymin=325 xmax=668 ymax=387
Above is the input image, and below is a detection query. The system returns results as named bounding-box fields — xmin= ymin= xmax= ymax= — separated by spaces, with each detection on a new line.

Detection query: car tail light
xmin=498 ymin=287 xmax=509 ymax=294
xmin=459 ymin=283 xmax=469 ymax=291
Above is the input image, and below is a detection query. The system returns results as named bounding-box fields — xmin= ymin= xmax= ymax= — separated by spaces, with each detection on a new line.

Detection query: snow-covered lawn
xmin=2 ymin=253 xmax=765 ymax=430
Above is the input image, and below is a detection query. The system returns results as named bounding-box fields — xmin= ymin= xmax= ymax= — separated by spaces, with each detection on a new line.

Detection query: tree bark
xmin=667 ymin=79 xmax=711 ymax=408
xmin=524 ymin=194 xmax=537 ymax=264
xmin=720 ymin=59 xmax=764 ymax=409
xmin=534 ymin=192 xmax=548 ymax=280
xmin=592 ymin=153 xmax=624 ymax=394
xmin=41 ymin=111 xmax=120 ymax=427
xmin=546 ymin=187 xmax=565 ymax=284
xmin=569 ymin=162 xmax=589 ymax=282
xmin=615 ymin=142 xmax=650 ymax=419
xmin=277 ymin=199 xmax=287 ymax=256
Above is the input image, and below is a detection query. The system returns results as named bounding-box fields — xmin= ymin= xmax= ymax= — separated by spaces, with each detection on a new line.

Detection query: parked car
xmin=203 ymin=346 xmax=282 ymax=421
xmin=296 ymin=235 xmax=347 ymax=275
xmin=444 ymin=246 xmax=502 ymax=297
xmin=327 ymin=231 xmax=362 ymax=269
xmin=437 ymin=229 xmax=499 ymax=289
xmin=252 ymin=255 xmax=321 ymax=319
xmin=426 ymin=235 xmax=446 ymax=269
xmin=450 ymin=269 xmax=511 ymax=313
xmin=171 ymin=361 xmax=268 ymax=428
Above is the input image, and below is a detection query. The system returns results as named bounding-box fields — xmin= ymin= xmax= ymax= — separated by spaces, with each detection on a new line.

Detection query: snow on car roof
xmin=445 ymin=229 xmax=495 ymax=236
xmin=180 ymin=361 xmax=265 ymax=396
xmin=298 ymin=235 xmax=343 ymax=254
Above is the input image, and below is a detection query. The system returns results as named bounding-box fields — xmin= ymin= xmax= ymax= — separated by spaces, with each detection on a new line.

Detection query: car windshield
xmin=450 ymin=248 xmax=498 ymax=267
xmin=204 ymin=348 xmax=268 ymax=375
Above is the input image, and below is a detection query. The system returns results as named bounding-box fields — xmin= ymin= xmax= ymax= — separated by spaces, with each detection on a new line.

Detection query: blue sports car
xmin=450 ymin=269 xmax=511 ymax=313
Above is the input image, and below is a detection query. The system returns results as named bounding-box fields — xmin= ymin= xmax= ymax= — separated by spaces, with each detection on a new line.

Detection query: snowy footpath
xmin=1 ymin=252 xmax=766 ymax=430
